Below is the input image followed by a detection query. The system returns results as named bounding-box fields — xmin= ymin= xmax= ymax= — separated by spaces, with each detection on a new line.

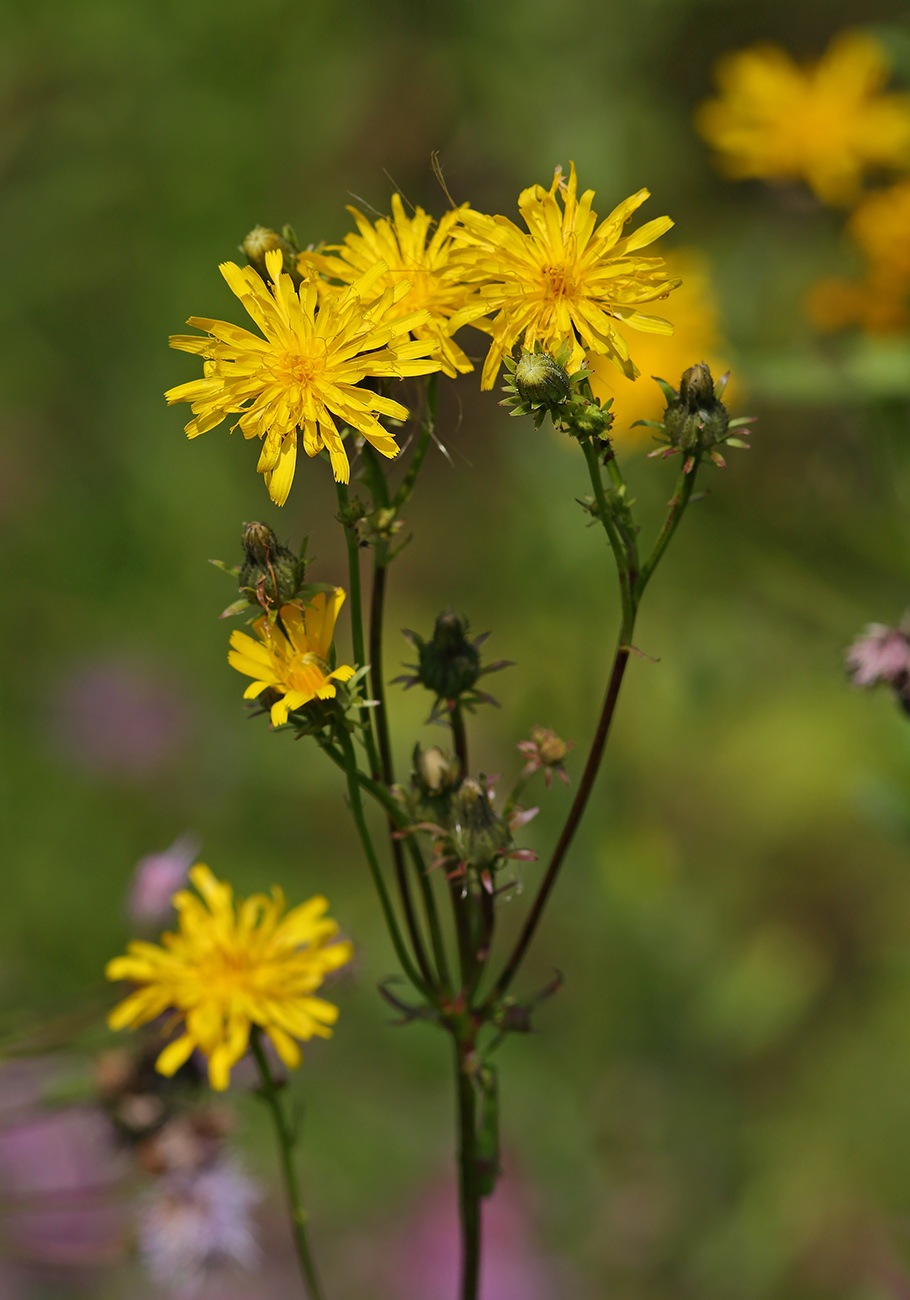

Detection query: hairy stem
xmin=250 ymin=1030 xmax=325 ymax=1300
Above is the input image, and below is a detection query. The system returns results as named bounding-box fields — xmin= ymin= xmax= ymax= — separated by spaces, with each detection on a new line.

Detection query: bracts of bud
xmin=638 ymin=362 xmax=755 ymax=473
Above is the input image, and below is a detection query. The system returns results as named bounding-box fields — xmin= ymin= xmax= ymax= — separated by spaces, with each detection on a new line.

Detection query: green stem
xmin=635 ymin=459 xmax=700 ymax=599
xmin=250 ymin=1030 xmax=325 ymax=1300
xmin=450 ymin=702 xmax=469 ymax=779
xmin=338 ymin=730 xmax=432 ymax=998
xmin=392 ymin=373 xmax=438 ymax=512
xmin=581 ymin=436 xmax=635 ymax=625
xmin=335 ymin=481 xmax=381 ymax=780
xmin=454 ymin=1036 xmax=482 ymax=1300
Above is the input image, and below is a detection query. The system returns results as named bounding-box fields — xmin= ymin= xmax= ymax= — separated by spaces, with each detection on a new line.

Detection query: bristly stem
xmin=335 ymin=481 xmax=381 ymax=781
xmin=454 ymin=1035 xmax=482 ymax=1300
xmin=338 ymin=730 xmax=433 ymax=998
xmin=488 ymin=448 xmax=701 ymax=1004
xmin=250 ymin=1030 xmax=325 ymax=1300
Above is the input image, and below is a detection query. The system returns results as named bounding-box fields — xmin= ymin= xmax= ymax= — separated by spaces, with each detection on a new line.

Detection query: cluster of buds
xmin=395 ymin=610 xmax=512 ymax=718
xmin=402 ymin=763 xmax=537 ymax=893
xmin=501 ymin=341 xmax=614 ymax=440
xmin=638 ymin=363 xmax=754 ymax=472
xmin=214 ymin=522 xmax=329 ymax=619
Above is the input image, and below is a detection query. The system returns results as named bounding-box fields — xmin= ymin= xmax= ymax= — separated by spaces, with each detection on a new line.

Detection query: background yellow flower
xmin=697 ymin=31 xmax=910 ymax=205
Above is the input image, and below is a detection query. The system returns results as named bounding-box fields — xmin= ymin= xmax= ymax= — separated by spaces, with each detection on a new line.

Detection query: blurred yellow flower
xmin=588 ymin=252 xmax=732 ymax=446
xmin=165 ymin=248 xmax=441 ymax=501
xmin=807 ymin=181 xmax=910 ymax=334
xmin=228 ymin=589 xmax=355 ymax=727
xmin=450 ymin=162 xmax=679 ymax=388
xmin=298 ymin=195 xmax=474 ymax=379
xmin=106 ymin=864 xmax=352 ymax=1091
xmin=696 ymin=32 xmax=910 ymax=205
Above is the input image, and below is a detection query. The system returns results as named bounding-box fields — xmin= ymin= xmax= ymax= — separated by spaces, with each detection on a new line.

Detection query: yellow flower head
xmin=165 ymin=248 xmax=442 ymax=501
xmin=228 ymin=589 xmax=355 ymax=728
xmin=106 ymin=864 xmax=352 ymax=1091
xmin=298 ymin=195 xmax=474 ymax=379
xmin=588 ymin=251 xmax=733 ymax=446
xmin=696 ymin=31 xmax=910 ymax=206
xmin=807 ymin=180 xmax=910 ymax=336
xmin=449 ymin=162 xmax=679 ymax=389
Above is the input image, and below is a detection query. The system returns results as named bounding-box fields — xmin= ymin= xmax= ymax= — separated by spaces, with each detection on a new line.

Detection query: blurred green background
xmin=6 ymin=0 xmax=910 ymax=1296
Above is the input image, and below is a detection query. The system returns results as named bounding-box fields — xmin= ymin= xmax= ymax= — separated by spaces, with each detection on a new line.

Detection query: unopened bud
xmin=417 ymin=611 xmax=481 ymax=701
xmin=242 ymin=226 xmax=297 ymax=278
xmin=413 ymin=744 xmax=461 ymax=797
xmin=664 ymin=362 xmax=729 ymax=454
xmin=514 ymin=350 xmax=571 ymax=406
xmin=239 ymin=522 xmax=306 ymax=607
xmin=451 ymin=778 xmax=511 ymax=867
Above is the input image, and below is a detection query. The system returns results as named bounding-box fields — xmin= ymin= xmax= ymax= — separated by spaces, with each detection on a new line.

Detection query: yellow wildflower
xmin=106 ymin=864 xmax=352 ymax=1091
xmin=588 ymin=251 xmax=733 ymax=445
xmin=449 ymin=162 xmax=679 ymax=388
xmin=165 ymin=248 xmax=442 ymax=501
xmin=298 ymin=195 xmax=474 ymax=378
xmin=696 ymin=32 xmax=910 ymax=205
xmin=228 ymin=589 xmax=355 ymax=727
xmin=807 ymin=181 xmax=910 ymax=335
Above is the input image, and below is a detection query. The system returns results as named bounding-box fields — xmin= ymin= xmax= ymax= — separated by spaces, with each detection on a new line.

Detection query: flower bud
xmin=238 ymin=522 xmax=307 ymax=608
xmin=416 ymin=611 xmax=482 ymax=701
xmin=514 ymin=350 xmax=571 ymax=406
xmin=663 ymin=362 xmax=729 ymax=454
xmin=451 ymin=778 xmax=512 ymax=868
xmin=242 ymin=225 xmax=298 ymax=279
xmin=413 ymin=744 xmax=461 ymax=798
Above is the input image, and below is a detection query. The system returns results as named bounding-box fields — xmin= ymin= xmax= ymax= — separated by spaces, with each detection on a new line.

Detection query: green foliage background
xmin=4 ymin=0 xmax=910 ymax=1296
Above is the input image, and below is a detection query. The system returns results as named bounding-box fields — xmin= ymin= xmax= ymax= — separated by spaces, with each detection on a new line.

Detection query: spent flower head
xmin=450 ymin=162 xmax=679 ymax=387
xmin=228 ymin=590 xmax=355 ymax=727
xmin=846 ymin=621 xmax=910 ymax=689
xmin=696 ymin=31 xmax=910 ymax=205
xmin=165 ymin=248 xmax=442 ymax=502
xmin=517 ymin=727 xmax=573 ymax=788
xmin=298 ymin=195 xmax=475 ymax=378
xmin=106 ymin=864 xmax=352 ymax=1091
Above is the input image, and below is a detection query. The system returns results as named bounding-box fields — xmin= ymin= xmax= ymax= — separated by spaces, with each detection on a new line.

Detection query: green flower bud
xmin=238 ymin=522 xmax=306 ymax=607
xmin=412 ymin=744 xmax=461 ymax=798
xmin=514 ymin=350 xmax=571 ymax=406
xmin=451 ymin=779 xmax=511 ymax=868
xmin=242 ymin=226 xmax=298 ymax=279
xmin=416 ymin=612 xmax=481 ymax=701
xmin=663 ymin=362 xmax=729 ymax=454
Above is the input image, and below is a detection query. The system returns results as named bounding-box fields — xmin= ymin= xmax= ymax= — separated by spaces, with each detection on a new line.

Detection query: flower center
xmin=275 ymin=341 xmax=328 ymax=390
xmin=542 ymin=263 xmax=574 ymax=300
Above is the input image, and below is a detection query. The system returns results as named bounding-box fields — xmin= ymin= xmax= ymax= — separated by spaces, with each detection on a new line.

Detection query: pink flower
xmin=138 ymin=1159 xmax=260 ymax=1295
xmin=127 ymin=833 xmax=201 ymax=926
xmin=846 ymin=623 xmax=910 ymax=687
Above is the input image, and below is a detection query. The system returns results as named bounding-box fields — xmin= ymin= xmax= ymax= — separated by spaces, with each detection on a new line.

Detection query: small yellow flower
xmin=106 ymin=864 xmax=352 ymax=1091
xmin=298 ymin=195 xmax=474 ymax=379
xmin=807 ymin=181 xmax=910 ymax=335
xmin=450 ymin=162 xmax=679 ymax=388
xmin=588 ymin=251 xmax=733 ymax=445
xmin=165 ymin=249 xmax=442 ymax=501
xmin=228 ymin=590 xmax=355 ymax=727
xmin=696 ymin=31 xmax=910 ymax=206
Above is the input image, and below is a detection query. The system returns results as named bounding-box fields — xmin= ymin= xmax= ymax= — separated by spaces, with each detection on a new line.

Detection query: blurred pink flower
xmin=49 ymin=656 xmax=189 ymax=775
xmin=128 ymin=833 xmax=201 ymax=927
xmin=0 ymin=1060 xmax=127 ymax=1280
xmin=846 ymin=623 xmax=910 ymax=687
xmin=389 ymin=1171 xmax=563 ymax=1300
xmin=138 ymin=1160 xmax=260 ymax=1295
